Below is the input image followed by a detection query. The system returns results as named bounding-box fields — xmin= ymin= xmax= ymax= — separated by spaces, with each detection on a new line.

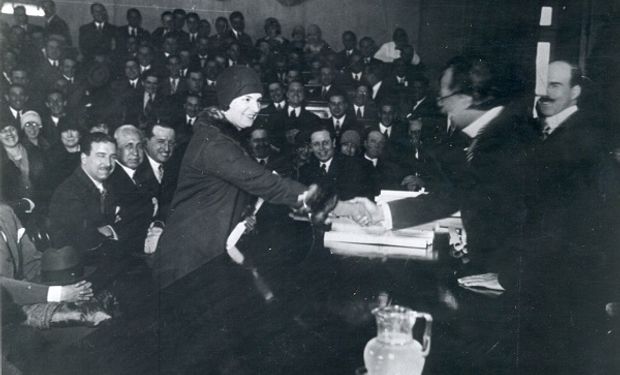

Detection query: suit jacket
xmin=407 ymin=96 xmax=440 ymax=119
xmin=48 ymin=167 xmax=119 ymax=250
xmin=387 ymin=102 xmax=537 ymax=270
xmin=151 ymin=28 xmax=188 ymax=49
xmin=115 ymin=25 xmax=151 ymax=48
xmin=371 ymin=81 xmax=394 ymax=105
xmin=45 ymin=14 xmax=72 ymax=45
xmin=520 ymin=109 xmax=606 ymax=282
xmin=33 ymin=57 xmax=62 ymax=92
xmin=123 ymin=90 xmax=170 ymax=126
xmin=363 ymin=157 xmax=408 ymax=196
xmin=299 ymin=153 xmax=373 ymax=200
xmin=0 ymin=204 xmax=48 ymax=305
xmin=78 ymin=22 xmax=117 ymax=60
xmin=349 ymin=103 xmax=379 ymax=123
xmin=259 ymin=101 xmax=287 ymax=116
xmin=320 ymin=115 xmax=363 ymax=141
xmin=336 ymin=68 xmax=365 ymax=90
xmin=225 ymin=30 xmax=253 ymax=53
xmin=0 ymin=105 xmax=23 ymax=129
xmin=267 ymin=106 xmax=321 ymax=150
xmin=107 ymin=163 xmax=158 ymax=252
xmin=335 ymin=49 xmax=360 ymax=70
xmin=368 ymin=121 xmax=410 ymax=161
xmin=133 ymin=155 xmax=179 ymax=221
xmin=155 ymin=113 xmax=306 ymax=287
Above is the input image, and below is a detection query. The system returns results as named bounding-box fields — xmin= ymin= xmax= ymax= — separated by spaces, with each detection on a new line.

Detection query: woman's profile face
xmin=224 ymin=93 xmax=262 ymax=130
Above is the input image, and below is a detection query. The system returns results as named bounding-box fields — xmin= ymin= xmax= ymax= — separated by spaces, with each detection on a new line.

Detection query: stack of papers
xmin=325 ymin=191 xmax=464 ymax=261
xmin=325 ymin=217 xmax=437 ymax=261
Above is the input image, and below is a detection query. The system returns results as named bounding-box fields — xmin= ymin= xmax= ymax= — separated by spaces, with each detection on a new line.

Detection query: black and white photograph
xmin=1 ymin=0 xmax=619 ymax=374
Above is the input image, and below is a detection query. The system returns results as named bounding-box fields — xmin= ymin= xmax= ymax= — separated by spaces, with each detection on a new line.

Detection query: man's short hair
xmin=444 ymin=55 xmax=504 ymax=105
xmin=160 ymin=11 xmax=172 ymax=20
xmin=328 ymin=89 xmax=348 ymax=103
xmin=229 ymin=11 xmax=244 ymax=21
xmin=80 ymin=131 xmax=115 ymax=155
xmin=144 ymin=122 xmax=174 ymax=139
xmin=187 ymin=12 xmax=199 ymax=21
xmin=126 ymin=8 xmax=140 ymax=17
xmin=309 ymin=125 xmax=335 ymax=141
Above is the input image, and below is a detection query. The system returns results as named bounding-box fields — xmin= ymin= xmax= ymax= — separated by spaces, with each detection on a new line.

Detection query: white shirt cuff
xmin=378 ymin=202 xmax=393 ymax=230
xmin=22 ymin=198 xmax=35 ymax=213
xmin=105 ymin=225 xmax=119 ymax=241
xmin=298 ymin=191 xmax=309 ymax=209
xmin=47 ymin=286 xmax=62 ymax=302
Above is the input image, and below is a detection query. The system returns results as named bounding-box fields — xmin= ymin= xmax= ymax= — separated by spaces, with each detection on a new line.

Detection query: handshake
xmin=332 ymin=197 xmax=385 ymax=226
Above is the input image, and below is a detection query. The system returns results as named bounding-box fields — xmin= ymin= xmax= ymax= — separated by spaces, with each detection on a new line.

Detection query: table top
xmin=31 ymin=225 xmax=518 ymax=375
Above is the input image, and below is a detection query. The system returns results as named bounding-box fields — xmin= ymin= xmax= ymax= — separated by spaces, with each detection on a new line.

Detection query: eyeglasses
xmin=23 ymin=122 xmax=41 ymax=128
xmin=436 ymin=90 xmax=464 ymax=102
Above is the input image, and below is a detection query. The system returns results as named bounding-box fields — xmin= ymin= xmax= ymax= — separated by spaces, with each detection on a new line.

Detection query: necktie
xmin=334 ymin=119 xmax=341 ymax=135
xmin=15 ymin=111 xmax=21 ymax=123
xmin=356 ymin=107 xmax=362 ymax=118
xmin=320 ymin=163 xmax=328 ymax=175
xmin=383 ymin=128 xmax=389 ymax=138
xmin=52 ymin=60 xmax=58 ymax=67
xmin=99 ymin=188 xmax=107 ymax=214
xmin=158 ymin=164 xmax=164 ymax=183
xmin=171 ymin=79 xmax=177 ymax=93
xmin=187 ymin=118 xmax=193 ymax=128
xmin=541 ymin=120 xmax=552 ymax=140
xmin=130 ymin=80 xmax=136 ymax=89
xmin=322 ymin=86 xmax=328 ymax=97
xmin=145 ymin=94 xmax=153 ymax=113
xmin=259 ymin=159 xmax=266 ymax=165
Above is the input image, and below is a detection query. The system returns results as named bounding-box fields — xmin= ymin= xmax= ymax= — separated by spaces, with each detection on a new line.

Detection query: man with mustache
xmin=48 ymin=132 xmax=120 ymax=254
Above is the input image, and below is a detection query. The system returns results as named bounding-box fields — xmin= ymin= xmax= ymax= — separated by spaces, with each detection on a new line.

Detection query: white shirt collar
xmin=256 ymin=156 xmax=269 ymax=164
xmin=333 ymin=114 xmax=346 ymax=126
xmin=289 ymin=106 xmax=301 ymax=117
xmin=372 ymin=81 xmax=382 ymax=99
xmin=379 ymin=123 xmax=391 ymax=137
xmin=274 ymin=100 xmax=285 ymax=109
xmin=82 ymin=167 xmax=105 ymax=192
xmin=9 ymin=107 xmax=19 ymax=119
xmin=461 ymin=106 xmax=505 ymax=138
xmin=543 ymin=105 xmax=578 ymax=135
xmin=146 ymin=154 xmax=163 ymax=183
xmin=186 ymin=115 xmax=196 ymax=124
xmin=364 ymin=154 xmax=378 ymax=167
xmin=320 ymin=157 xmax=334 ymax=172
xmin=140 ymin=64 xmax=151 ymax=72
xmin=116 ymin=160 xmax=137 ymax=180
xmin=51 ymin=115 xmax=60 ymax=125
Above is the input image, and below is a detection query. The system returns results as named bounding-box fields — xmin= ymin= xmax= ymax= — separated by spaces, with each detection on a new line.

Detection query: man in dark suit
xmin=299 ymin=127 xmax=373 ymax=200
xmin=1 ymin=85 xmax=29 ymax=130
xmin=510 ymin=61 xmax=607 ymax=374
xmin=349 ymin=83 xmax=379 ymax=122
xmin=108 ymin=125 xmax=159 ymax=253
xmin=151 ymin=11 xmax=176 ymax=49
xmin=12 ymin=6 xmax=44 ymax=37
xmin=33 ymin=38 xmax=63 ymax=92
xmin=41 ymin=0 xmax=72 ymax=45
xmin=369 ymin=101 xmax=409 ymax=161
xmin=40 ymin=90 xmax=71 ymax=146
xmin=405 ymin=75 xmax=439 ymax=120
xmin=267 ymin=81 xmax=321 ymax=153
xmin=108 ymin=58 xmax=142 ymax=100
xmin=226 ymin=11 xmax=253 ymax=55
xmin=116 ymin=8 xmax=150 ymax=53
xmin=359 ymin=37 xmax=380 ymax=67
xmin=320 ymin=91 xmax=362 ymax=141
xmin=170 ymin=94 xmax=202 ymax=148
xmin=159 ymin=55 xmax=186 ymax=97
xmin=133 ymin=123 xmax=178 ymax=220
xmin=259 ymin=81 xmax=287 ymax=116
xmin=362 ymin=129 xmax=408 ymax=196
xmin=247 ymin=126 xmax=293 ymax=177
xmin=359 ymin=55 xmax=537 ymax=272
xmin=307 ymin=65 xmax=339 ymax=101
xmin=124 ymin=69 xmax=167 ymax=127
xmin=78 ymin=3 xmax=117 ymax=62
xmin=48 ymin=132 xmax=120 ymax=252
xmin=335 ymin=31 xmax=359 ymax=70
xmin=185 ymin=13 xmax=201 ymax=50
xmin=365 ymin=63 xmax=393 ymax=105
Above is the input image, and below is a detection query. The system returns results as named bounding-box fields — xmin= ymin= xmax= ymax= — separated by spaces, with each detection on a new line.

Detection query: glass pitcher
xmin=363 ymin=305 xmax=432 ymax=375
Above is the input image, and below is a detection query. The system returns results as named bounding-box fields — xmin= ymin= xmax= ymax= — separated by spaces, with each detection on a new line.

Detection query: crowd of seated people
xmin=0 ymin=2 xmax=619 ymax=373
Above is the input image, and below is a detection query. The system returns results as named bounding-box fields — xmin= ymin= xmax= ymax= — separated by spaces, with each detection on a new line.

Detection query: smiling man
xmin=48 ymin=132 xmax=120 ymax=252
